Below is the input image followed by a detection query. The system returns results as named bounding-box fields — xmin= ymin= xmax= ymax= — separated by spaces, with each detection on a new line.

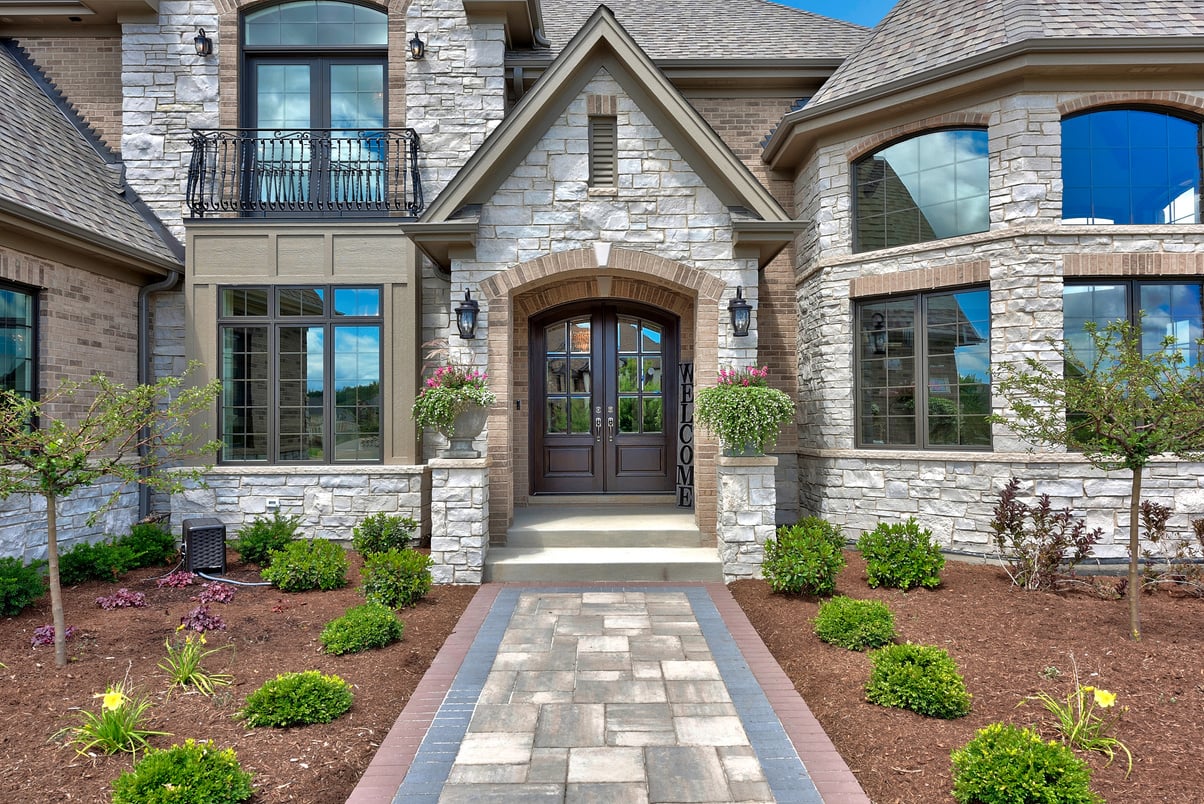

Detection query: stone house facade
xmin=3 ymin=0 xmax=1204 ymax=573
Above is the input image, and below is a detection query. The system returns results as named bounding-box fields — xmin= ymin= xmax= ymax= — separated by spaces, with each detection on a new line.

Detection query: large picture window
xmin=219 ymin=285 xmax=382 ymax=463
xmin=857 ymin=288 xmax=991 ymax=449
xmin=0 ymin=282 xmax=36 ymax=400
xmin=1064 ymin=280 xmax=1203 ymax=367
xmin=854 ymin=129 xmax=989 ymax=252
xmin=1062 ymin=109 xmax=1201 ymax=225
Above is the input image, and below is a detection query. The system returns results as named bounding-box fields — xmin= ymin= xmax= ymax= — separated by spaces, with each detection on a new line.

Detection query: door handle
xmin=594 ymin=416 xmax=602 ymax=443
xmin=607 ymin=415 xmax=615 ymax=442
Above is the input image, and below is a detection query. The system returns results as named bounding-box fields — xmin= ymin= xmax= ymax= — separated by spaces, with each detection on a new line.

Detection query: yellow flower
xmin=1081 ymin=685 xmax=1094 ymax=693
xmin=1093 ymin=688 xmax=1117 ymax=708
xmin=101 ymin=690 xmax=125 ymax=711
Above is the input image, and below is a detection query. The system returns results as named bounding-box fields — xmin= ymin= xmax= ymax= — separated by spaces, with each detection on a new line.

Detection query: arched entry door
xmin=531 ymin=301 xmax=678 ymax=494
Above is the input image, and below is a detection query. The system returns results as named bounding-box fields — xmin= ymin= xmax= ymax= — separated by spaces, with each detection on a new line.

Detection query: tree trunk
xmin=1128 ymin=467 xmax=1142 ymax=641
xmin=45 ymin=491 xmax=68 ymax=668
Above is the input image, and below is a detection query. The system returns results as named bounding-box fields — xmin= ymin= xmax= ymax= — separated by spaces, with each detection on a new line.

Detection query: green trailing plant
xmin=361 ymin=548 xmax=433 ymax=608
xmin=352 ymin=512 xmax=417 ymax=555
xmin=694 ymin=366 xmax=795 ymax=454
xmin=990 ymin=478 xmax=1103 ymax=591
xmin=233 ymin=511 xmax=300 ymax=567
xmin=762 ymin=517 xmax=846 ymax=596
xmin=951 ymin=723 xmax=1102 ymax=804
xmin=320 ymin=602 xmax=404 ymax=655
xmin=241 ymin=670 xmax=353 ymax=728
xmin=121 ymin=522 xmax=177 ymax=567
xmin=0 ymin=556 xmax=45 ymax=616
xmin=159 ymin=632 xmax=233 ymax=696
xmin=865 ymin=643 xmax=971 ymax=719
xmin=0 ymin=368 xmax=220 ymax=667
xmin=111 ymin=739 xmax=254 ymax=804
xmin=813 ymin=596 xmax=895 ymax=651
xmin=55 ymin=681 xmax=169 ymax=757
xmin=412 ymin=364 xmax=496 ymax=436
xmin=260 ymin=538 xmax=348 ymax=592
xmin=856 ymin=517 xmax=944 ymax=590
xmin=990 ymin=317 xmax=1204 ymax=640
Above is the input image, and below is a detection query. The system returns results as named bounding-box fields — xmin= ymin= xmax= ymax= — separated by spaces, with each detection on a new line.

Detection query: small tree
xmin=0 ymin=371 xmax=219 ymax=666
xmin=992 ymin=319 xmax=1204 ymax=640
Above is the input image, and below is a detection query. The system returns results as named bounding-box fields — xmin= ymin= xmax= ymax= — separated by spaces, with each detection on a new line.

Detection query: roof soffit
xmin=420 ymin=5 xmax=794 ymax=229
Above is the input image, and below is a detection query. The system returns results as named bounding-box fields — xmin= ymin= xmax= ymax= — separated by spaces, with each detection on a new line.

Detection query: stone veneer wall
xmin=171 ymin=466 xmax=430 ymax=542
xmin=794 ymin=87 xmax=1204 ymax=556
xmin=0 ymin=478 xmax=138 ymax=560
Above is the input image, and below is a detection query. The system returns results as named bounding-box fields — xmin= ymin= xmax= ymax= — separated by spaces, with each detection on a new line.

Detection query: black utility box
xmin=182 ymin=517 xmax=226 ymax=574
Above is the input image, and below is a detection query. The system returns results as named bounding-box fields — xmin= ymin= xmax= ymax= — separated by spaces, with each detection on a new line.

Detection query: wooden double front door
xmin=531 ymin=302 xmax=678 ymax=495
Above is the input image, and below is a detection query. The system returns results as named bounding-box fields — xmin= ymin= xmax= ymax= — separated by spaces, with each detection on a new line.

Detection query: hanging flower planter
xmin=411 ymin=364 xmax=496 ymax=458
xmin=695 ymin=366 xmax=795 ymax=456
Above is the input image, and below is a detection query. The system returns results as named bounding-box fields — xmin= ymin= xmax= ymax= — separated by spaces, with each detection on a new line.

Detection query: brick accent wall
xmin=16 ymin=35 xmax=123 ymax=149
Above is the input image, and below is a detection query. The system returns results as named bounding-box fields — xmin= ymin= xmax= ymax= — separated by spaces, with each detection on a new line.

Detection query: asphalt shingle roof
xmin=809 ymin=0 xmax=1204 ymax=108
xmin=0 ymin=41 xmax=181 ymax=266
xmin=535 ymin=0 xmax=868 ymax=61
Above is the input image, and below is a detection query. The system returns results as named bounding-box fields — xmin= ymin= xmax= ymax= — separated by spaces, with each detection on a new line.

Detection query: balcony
xmin=186 ymin=128 xmax=423 ymax=218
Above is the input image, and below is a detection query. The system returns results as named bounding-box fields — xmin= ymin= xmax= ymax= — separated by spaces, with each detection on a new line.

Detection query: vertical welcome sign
xmin=677 ymin=362 xmax=694 ymax=508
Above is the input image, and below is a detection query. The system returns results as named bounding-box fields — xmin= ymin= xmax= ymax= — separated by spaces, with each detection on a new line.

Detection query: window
xmin=1064 ymin=281 xmax=1203 ymax=367
xmin=242 ymin=1 xmax=388 ymax=210
xmin=219 ymin=286 xmax=382 ymax=463
xmin=854 ymin=129 xmax=989 ymax=252
xmin=588 ymin=116 xmax=617 ymax=187
xmin=1062 ymin=109 xmax=1201 ymax=224
xmin=0 ymin=282 xmax=36 ymax=399
xmin=857 ymin=288 xmax=991 ymax=449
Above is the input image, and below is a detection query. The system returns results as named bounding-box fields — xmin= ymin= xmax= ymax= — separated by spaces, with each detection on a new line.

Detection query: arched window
xmin=853 ymin=129 xmax=989 ymax=252
xmin=1062 ymin=108 xmax=1201 ymax=225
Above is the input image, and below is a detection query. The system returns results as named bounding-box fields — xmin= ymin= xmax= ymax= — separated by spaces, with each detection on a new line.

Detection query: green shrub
xmin=762 ymin=517 xmax=846 ymax=595
xmin=856 ymin=517 xmax=945 ymax=590
xmin=0 ymin=557 xmax=46 ymax=616
xmin=241 ymin=670 xmax=353 ymax=728
xmin=111 ymin=739 xmax=254 ymax=804
xmin=351 ymin=512 xmax=417 ymax=556
xmin=234 ymin=511 xmax=300 ymax=567
xmin=320 ymin=602 xmax=404 ymax=655
xmin=360 ymin=549 xmax=433 ymax=608
xmin=120 ymin=523 xmax=177 ymax=568
xmin=58 ymin=540 xmax=138 ymax=586
xmin=866 ymin=643 xmax=971 ymax=719
xmin=951 ymin=723 xmax=1102 ymax=804
xmin=260 ymin=539 xmax=348 ymax=592
xmin=813 ymin=596 xmax=895 ymax=651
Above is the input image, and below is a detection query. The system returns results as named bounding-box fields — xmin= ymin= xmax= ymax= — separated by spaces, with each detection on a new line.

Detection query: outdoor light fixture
xmin=870 ymin=312 xmax=887 ymax=355
xmin=409 ymin=32 xmax=426 ymax=59
xmin=728 ymin=286 xmax=752 ymax=337
xmin=455 ymin=289 xmax=480 ymax=339
xmin=192 ymin=28 xmax=213 ymax=57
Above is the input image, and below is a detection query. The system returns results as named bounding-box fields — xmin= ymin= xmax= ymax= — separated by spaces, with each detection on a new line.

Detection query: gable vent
xmin=589 ymin=116 xmax=617 ymax=187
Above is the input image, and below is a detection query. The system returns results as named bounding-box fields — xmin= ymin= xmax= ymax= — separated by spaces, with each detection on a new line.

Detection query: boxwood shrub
xmin=351 ymin=513 xmax=417 ymax=556
xmin=260 ymin=539 xmax=348 ymax=592
xmin=234 ymin=511 xmax=299 ymax=567
xmin=242 ymin=670 xmax=353 ymax=728
xmin=111 ymin=739 xmax=253 ymax=804
xmin=0 ymin=557 xmax=46 ymax=616
xmin=762 ymin=517 xmax=846 ymax=596
xmin=360 ymin=548 xmax=433 ymax=608
xmin=951 ymin=723 xmax=1102 ymax=804
xmin=320 ymin=602 xmax=404 ymax=655
xmin=856 ymin=517 xmax=945 ymax=591
xmin=866 ymin=643 xmax=971 ymax=719
xmin=813 ymin=596 xmax=895 ymax=651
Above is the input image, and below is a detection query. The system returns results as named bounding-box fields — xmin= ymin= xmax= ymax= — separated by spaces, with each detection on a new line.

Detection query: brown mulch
xmin=731 ymin=553 xmax=1204 ymax=804
xmin=0 ymin=551 xmax=475 ymax=803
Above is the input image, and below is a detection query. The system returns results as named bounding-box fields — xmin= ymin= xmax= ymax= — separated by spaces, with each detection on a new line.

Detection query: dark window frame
xmin=0 ymin=280 xmax=38 ymax=401
xmin=1060 ymin=105 xmax=1204 ymax=225
xmin=217 ymin=284 xmax=384 ymax=465
xmin=852 ymin=126 xmax=991 ymax=253
xmin=855 ymin=286 xmax=993 ymax=451
xmin=1063 ymin=278 xmax=1204 ymax=359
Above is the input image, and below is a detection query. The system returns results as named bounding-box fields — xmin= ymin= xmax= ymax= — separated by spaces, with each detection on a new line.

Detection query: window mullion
xmin=917 ymin=294 xmax=930 ymax=449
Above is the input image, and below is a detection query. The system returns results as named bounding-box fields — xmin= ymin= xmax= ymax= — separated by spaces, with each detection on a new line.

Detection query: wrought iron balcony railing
xmin=186 ymin=128 xmax=423 ymax=218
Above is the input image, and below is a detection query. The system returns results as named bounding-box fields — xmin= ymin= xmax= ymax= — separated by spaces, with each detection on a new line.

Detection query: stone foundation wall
xmin=0 ymin=479 xmax=138 ymax=560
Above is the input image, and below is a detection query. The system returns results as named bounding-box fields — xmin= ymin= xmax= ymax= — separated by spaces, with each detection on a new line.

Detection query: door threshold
xmin=525 ymin=493 xmax=678 ymax=507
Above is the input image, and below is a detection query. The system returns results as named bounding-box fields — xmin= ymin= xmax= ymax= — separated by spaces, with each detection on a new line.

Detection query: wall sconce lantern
xmin=408 ymin=33 xmax=426 ymax=60
xmin=870 ymin=312 xmax=887 ymax=355
xmin=192 ymin=28 xmax=213 ymax=57
xmin=728 ymin=286 xmax=752 ymax=337
xmin=454 ymin=289 xmax=479 ymax=339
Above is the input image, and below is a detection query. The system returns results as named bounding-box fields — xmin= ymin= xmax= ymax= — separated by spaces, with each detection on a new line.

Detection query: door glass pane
xmin=332 ymin=325 xmax=381 ymax=461
xmin=569 ymin=320 xmax=591 ymax=353
xmin=546 ymin=398 xmax=568 ymax=434
xmin=641 ymin=323 xmax=662 ymax=353
xmin=221 ymin=326 xmax=270 ymax=461
xmin=569 ymin=398 xmax=591 ymax=434
xmin=618 ymin=319 xmax=638 ymax=352
xmin=617 ymin=356 xmax=638 ymax=393
xmin=546 ymin=322 xmax=566 ymax=354
xmin=618 ymin=397 xmax=638 ymax=434
xmin=256 ymin=64 xmax=311 ymax=206
xmin=330 ymin=64 xmax=386 ymax=204
xmin=546 ymin=357 xmax=567 ymax=393
xmin=642 ymin=398 xmax=663 ymax=432
xmin=641 ymin=357 xmax=662 ymax=392
xmin=278 ymin=326 xmax=324 ymax=460
xmin=544 ymin=317 xmax=591 ymax=437
xmin=570 ymin=358 xmax=592 ymax=393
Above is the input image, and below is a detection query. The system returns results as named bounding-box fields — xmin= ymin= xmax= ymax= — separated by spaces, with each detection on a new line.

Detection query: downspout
xmin=137 ymin=269 xmax=182 ymax=520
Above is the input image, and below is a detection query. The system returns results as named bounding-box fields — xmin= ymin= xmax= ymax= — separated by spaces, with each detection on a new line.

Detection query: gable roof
xmin=808 ymin=0 xmax=1204 ymax=109
xmin=0 ymin=39 xmax=182 ymax=273
xmin=535 ymin=0 xmax=867 ymax=61
xmin=406 ymin=5 xmax=803 ymax=269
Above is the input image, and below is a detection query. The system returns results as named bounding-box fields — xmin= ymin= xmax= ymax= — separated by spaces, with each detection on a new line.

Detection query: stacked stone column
xmin=428 ymin=457 xmax=490 ymax=584
xmin=716 ymin=454 xmax=778 ymax=582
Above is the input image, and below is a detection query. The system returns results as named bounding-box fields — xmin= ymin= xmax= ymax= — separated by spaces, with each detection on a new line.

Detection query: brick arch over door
xmin=478 ymin=247 xmax=727 ymax=541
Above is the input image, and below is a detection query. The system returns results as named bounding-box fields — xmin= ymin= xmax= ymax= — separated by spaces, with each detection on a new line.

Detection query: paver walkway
xmin=347 ymin=584 xmax=868 ymax=804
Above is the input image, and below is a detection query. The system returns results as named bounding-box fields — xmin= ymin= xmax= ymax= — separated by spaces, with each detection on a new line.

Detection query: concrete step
xmin=484 ymin=547 xmax=723 ymax=583
xmin=506 ymin=504 xmax=702 ymax=548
